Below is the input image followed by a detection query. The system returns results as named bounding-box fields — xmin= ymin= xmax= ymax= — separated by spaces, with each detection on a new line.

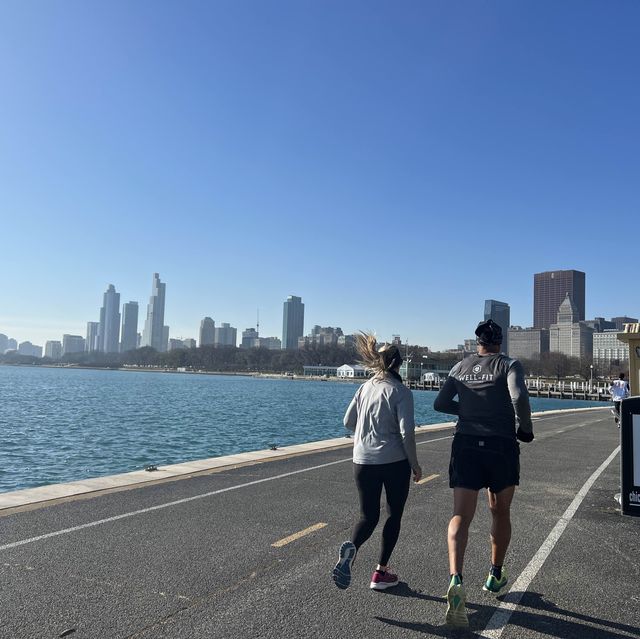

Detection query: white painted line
xmin=0 ymin=432 xmax=453 ymax=552
xmin=478 ymin=445 xmax=620 ymax=639
xmin=272 ymin=522 xmax=327 ymax=547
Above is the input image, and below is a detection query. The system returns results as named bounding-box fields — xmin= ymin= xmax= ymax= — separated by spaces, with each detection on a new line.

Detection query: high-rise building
xmin=0 ymin=334 xmax=8 ymax=353
xmin=162 ymin=325 xmax=170 ymax=352
xmin=62 ymin=334 xmax=85 ymax=356
xmin=611 ymin=316 xmax=639 ymax=331
xmin=6 ymin=338 xmax=17 ymax=351
xmin=549 ymin=293 xmax=593 ymax=359
xmin=18 ymin=341 xmax=40 ymax=357
xmin=183 ymin=338 xmax=196 ymax=349
xmin=214 ymin=322 xmax=237 ymax=347
xmin=199 ymin=317 xmax=215 ymax=346
xmin=120 ymin=301 xmax=139 ymax=353
xmin=241 ymin=328 xmax=259 ymax=348
xmin=282 ymin=295 xmax=304 ymax=349
xmin=98 ymin=284 xmax=121 ymax=353
xmin=508 ymin=327 xmax=549 ymax=360
xmin=86 ymin=321 xmax=99 ymax=353
xmin=44 ymin=340 xmax=62 ymax=359
xmin=484 ymin=300 xmax=510 ymax=355
xmin=259 ymin=336 xmax=282 ymax=350
xmin=142 ymin=273 xmax=167 ymax=352
xmin=593 ymin=330 xmax=629 ymax=370
xmin=533 ymin=270 xmax=585 ymax=329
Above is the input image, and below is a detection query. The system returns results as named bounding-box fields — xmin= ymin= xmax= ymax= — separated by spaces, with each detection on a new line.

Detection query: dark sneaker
xmin=483 ymin=569 xmax=508 ymax=593
xmin=445 ymin=575 xmax=468 ymax=627
xmin=369 ymin=569 xmax=399 ymax=590
xmin=332 ymin=541 xmax=356 ymax=589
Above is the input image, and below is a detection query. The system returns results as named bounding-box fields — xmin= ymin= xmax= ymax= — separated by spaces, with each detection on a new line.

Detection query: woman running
xmin=332 ymin=333 xmax=422 ymax=591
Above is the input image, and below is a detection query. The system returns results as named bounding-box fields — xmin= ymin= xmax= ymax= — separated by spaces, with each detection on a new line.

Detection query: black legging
xmin=352 ymin=459 xmax=411 ymax=566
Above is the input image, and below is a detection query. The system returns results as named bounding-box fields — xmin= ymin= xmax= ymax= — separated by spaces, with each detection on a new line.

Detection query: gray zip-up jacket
xmin=434 ymin=353 xmax=533 ymax=439
xmin=344 ymin=374 xmax=420 ymax=470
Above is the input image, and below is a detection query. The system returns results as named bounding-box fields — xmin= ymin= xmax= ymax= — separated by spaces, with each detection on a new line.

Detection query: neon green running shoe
xmin=483 ymin=569 xmax=508 ymax=593
xmin=445 ymin=575 xmax=469 ymax=628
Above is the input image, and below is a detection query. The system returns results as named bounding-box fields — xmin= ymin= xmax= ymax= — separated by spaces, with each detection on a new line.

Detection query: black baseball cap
xmin=475 ymin=319 xmax=503 ymax=346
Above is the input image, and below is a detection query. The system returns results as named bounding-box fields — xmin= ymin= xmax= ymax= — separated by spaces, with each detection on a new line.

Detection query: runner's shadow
xmin=376 ymin=586 xmax=640 ymax=638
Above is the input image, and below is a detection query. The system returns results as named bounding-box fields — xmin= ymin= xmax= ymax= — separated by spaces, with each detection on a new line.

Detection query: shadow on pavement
xmin=375 ymin=584 xmax=640 ymax=638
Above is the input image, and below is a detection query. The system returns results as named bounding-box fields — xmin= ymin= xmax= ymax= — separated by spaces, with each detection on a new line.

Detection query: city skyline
xmin=1 ymin=3 xmax=639 ymax=349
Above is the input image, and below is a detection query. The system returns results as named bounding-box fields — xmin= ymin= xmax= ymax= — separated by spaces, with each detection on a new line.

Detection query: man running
xmin=434 ymin=319 xmax=534 ymax=628
xmin=609 ymin=372 xmax=630 ymax=427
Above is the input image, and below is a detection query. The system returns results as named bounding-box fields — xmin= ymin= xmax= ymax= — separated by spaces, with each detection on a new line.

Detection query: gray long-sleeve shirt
xmin=433 ymin=353 xmax=533 ymax=439
xmin=343 ymin=375 xmax=420 ymax=471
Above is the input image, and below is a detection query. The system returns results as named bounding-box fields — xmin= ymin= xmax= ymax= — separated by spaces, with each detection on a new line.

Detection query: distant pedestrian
xmin=332 ymin=333 xmax=422 ymax=592
xmin=609 ymin=373 xmax=630 ymax=426
xmin=434 ymin=320 xmax=534 ymax=627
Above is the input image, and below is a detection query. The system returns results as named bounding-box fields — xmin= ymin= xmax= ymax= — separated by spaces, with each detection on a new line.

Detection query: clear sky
xmin=1 ymin=1 xmax=638 ymax=350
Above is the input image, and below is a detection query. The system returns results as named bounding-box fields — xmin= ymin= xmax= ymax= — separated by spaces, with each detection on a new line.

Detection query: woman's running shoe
xmin=369 ymin=569 xmax=399 ymax=590
xmin=332 ymin=541 xmax=356 ymax=589
xmin=445 ymin=575 xmax=468 ymax=628
xmin=483 ymin=569 xmax=508 ymax=593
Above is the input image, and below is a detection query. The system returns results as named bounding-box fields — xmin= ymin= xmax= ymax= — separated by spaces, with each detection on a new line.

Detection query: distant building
xmin=120 ymin=301 xmax=139 ymax=353
xmin=141 ymin=273 xmax=167 ymax=352
xmin=18 ymin=341 xmax=41 ymax=357
xmin=168 ymin=338 xmax=187 ymax=351
xmin=162 ymin=326 xmax=170 ymax=351
xmin=549 ymin=294 xmax=593 ymax=359
xmin=282 ymin=295 xmax=304 ymax=349
xmin=0 ymin=334 xmax=8 ymax=353
xmin=199 ymin=317 xmax=215 ymax=347
xmin=337 ymin=364 xmax=368 ymax=378
xmin=337 ymin=334 xmax=356 ymax=348
xmin=508 ymin=327 xmax=550 ymax=360
xmin=298 ymin=325 xmax=344 ymax=349
xmin=183 ymin=338 xmax=196 ymax=349
xmin=484 ymin=299 xmax=510 ymax=355
xmin=241 ymin=328 xmax=260 ymax=349
xmin=611 ymin=316 xmax=639 ymax=331
xmin=6 ymin=338 xmax=17 ymax=351
xmin=86 ymin=321 xmax=99 ymax=353
xmin=593 ymin=330 xmax=629 ymax=369
xmin=215 ymin=322 xmax=237 ymax=347
xmin=98 ymin=284 xmax=121 ymax=353
xmin=464 ymin=338 xmax=477 ymax=352
xmin=584 ymin=317 xmax=615 ymax=333
xmin=303 ymin=365 xmax=338 ymax=376
xmin=534 ymin=270 xmax=585 ymax=329
xmin=44 ymin=340 xmax=62 ymax=359
xmin=62 ymin=334 xmax=85 ymax=356
xmin=259 ymin=336 xmax=282 ymax=350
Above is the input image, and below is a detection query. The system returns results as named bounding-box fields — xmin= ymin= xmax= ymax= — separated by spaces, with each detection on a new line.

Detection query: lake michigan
xmin=0 ymin=365 xmax=602 ymax=493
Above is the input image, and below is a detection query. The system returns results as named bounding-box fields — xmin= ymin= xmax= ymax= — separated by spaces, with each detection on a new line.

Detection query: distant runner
xmin=434 ymin=319 xmax=533 ymax=627
xmin=609 ymin=372 xmax=630 ymax=427
xmin=332 ymin=333 xmax=422 ymax=592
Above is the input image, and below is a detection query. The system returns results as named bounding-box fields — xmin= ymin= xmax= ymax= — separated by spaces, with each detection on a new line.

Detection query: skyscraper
xmin=44 ymin=340 xmax=62 ymax=359
xmin=549 ymin=293 xmax=593 ymax=358
xmin=199 ymin=317 xmax=215 ymax=346
xmin=86 ymin=321 xmax=99 ymax=353
xmin=533 ymin=270 xmax=585 ymax=330
xmin=98 ymin=284 xmax=121 ymax=353
xmin=214 ymin=323 xmax=237 ymax=347
xmin=62 ymin=334 xmax=85 ymax=355
xmin=282 ymin=295 xmax=304 ymax=350
xmin=142 ymin=273 xmax=166 ymax=352
xmin=120 ymin=301 xmax=139 ymax=353
xmin=484 ymin=300 xmax=510 ymax=355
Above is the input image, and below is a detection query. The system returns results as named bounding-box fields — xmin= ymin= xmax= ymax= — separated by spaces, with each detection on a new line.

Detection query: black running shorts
xmin=449 ymin=434 xmax=520 ymax=493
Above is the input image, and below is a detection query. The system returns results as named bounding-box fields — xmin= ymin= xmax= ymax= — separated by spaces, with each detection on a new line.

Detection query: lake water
xmin=0 ymin=366 xmax=603 ymax=493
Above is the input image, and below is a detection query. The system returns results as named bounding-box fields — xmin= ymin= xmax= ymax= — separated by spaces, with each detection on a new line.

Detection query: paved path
xmin=1 ymin=409 xmax=638 ymax=638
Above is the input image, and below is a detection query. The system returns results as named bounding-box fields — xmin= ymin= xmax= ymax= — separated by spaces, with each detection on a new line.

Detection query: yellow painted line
xmin=271 ymin=522 xmax=327 ymax=548
xmin=417 ymin=473 xmax=440 ymax=485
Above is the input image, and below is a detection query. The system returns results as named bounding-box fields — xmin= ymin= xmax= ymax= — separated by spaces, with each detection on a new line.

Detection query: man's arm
xmin=433 ymin=375 xmax=459 ymax=415
xmin=507 ymin=360 xmax=533 ymax=437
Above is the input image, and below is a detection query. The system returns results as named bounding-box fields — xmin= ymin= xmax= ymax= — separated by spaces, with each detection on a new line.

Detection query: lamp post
xmin=589 ymin=364 xmax=593 ymax=393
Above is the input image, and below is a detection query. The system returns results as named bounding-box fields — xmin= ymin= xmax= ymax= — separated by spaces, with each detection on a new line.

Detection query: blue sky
xmin=1 ymin=1 xmax=638 ymax=350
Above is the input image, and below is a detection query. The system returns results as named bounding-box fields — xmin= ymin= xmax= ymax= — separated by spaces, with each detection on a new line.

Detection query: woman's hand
xmin=412 ymin=466 xmax=422 ymax=483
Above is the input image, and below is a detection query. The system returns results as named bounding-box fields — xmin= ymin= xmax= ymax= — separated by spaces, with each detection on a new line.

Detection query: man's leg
xmin=487 ymin=485 xmax=516 ymax=567
xmin=448 ymin=488 xmax=479 ymax=576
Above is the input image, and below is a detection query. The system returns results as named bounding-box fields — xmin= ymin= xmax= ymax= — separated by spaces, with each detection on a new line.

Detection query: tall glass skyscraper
xmin=120 ymin=301 xmax=139 ymax=353
xmin=199 ymin=317 xmax=215 ymax=346
xmin=484 ymin=299 xmax=510 ymax=355
xmin=98 ymin=284 xmax=121 ymax=353
xmin=142 ymin=273 xmax=166 ymax=352
xmin=86 ymin=321 xmax=99 ymax=353
xmin=533 ymin=270 xmax=585 ymax=330
xmin=282 ymin=295 xmax=304 ymax=350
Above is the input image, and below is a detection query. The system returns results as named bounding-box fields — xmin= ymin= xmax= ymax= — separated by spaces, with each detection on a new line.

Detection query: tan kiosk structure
xmin=617 ymin=323 xmax=640 ymax=516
